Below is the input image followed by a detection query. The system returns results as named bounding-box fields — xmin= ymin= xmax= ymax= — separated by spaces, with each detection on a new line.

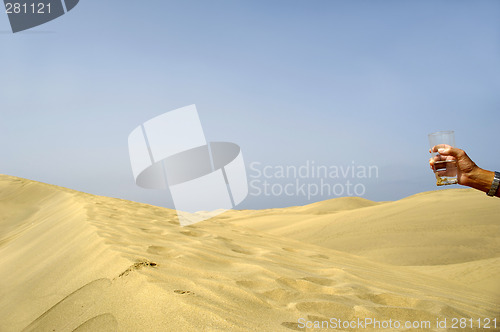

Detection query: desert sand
xmin=0 ymin=174 xmax=498 ymax=331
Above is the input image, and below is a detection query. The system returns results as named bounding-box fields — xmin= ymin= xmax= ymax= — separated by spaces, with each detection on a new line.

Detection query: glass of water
xmin=428 ymin=130 xmax=458 ymax=186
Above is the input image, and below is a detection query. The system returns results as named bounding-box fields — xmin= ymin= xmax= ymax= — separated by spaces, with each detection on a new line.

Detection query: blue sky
xmin=1 ymin=1 xmax=499 ymax=209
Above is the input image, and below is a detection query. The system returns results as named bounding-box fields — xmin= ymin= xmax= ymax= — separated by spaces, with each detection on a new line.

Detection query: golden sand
xmin=0 ymin=174 xmax=498 ymax=331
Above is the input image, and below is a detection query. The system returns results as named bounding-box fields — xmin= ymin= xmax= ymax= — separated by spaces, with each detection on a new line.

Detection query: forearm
xmin=464 ymin=168 xmax=498 ymax=197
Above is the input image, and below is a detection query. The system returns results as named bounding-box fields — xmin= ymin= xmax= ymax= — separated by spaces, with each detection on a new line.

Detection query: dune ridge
xmin=0 ymin=175 xmax=498 ymax=331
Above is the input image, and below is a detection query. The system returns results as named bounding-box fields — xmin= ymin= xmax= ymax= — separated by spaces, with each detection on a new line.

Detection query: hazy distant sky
xmin=1 ymin=0 xmax=499 ymax=209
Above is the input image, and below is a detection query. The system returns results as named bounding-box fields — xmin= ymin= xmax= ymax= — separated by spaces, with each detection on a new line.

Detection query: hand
xmin=429 ymin=145 xmax=478 ymax=186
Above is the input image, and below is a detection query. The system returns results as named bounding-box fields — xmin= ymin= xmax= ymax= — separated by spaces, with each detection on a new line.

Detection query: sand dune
xmin=227 ymin=189 xmax=500 ymax=266
xmin=409 ymin=257 xmax=500 ymax=295
xmin=1 ymin=174 xmax=499 ymax=331
xmin=225 ymin=189 xmax=500 ymax=299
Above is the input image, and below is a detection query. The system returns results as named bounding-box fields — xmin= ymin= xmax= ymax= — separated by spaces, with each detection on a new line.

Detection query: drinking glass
xmin=428 ymin=131 xmax=458 ymax=186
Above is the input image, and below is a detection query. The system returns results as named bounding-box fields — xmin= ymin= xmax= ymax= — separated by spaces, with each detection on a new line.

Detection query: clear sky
xmin=1 ymin=0 xmax=499 ymax=209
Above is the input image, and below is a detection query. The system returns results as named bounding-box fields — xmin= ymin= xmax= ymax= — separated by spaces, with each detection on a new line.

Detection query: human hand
xmin=429 ymin=145 xmax=478 ymax=186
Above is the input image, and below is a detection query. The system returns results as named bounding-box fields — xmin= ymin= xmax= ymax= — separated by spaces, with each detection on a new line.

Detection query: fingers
xmin=430 ymin=145 xmax=463 ymax=158
xmin=429 ymin=154 xmax=457 ymax=174
xmin=430 ymin=144 xmax=452 ymax=153
xmin=438 ymin=147 xmax=464 ymax=159
xmin=430 ymin=154 xmax=454 ymax=163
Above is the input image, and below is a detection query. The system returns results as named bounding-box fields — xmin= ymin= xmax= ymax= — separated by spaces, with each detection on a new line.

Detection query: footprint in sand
xmin=214 ymin=236 xmax=232 ymax=242
xmin=118 ymin=260 xmax=158 ymax=277
xmin=225 ymin=243 xmax=253 ymax=255
xmin=301 ymin=277 xmax=334 ymax=287
xmin=174 ymin=290 xmax=194 ymax=295
xmin=308 ymin=254 xmax=329 ymax=260
xmin=180 ymin=230 xmax=203 ymax=237
xmin=230 ymin=247 xmax=253 ymax=255
xmin=295 ymin=301 xmax=355 ymax=319
xmin=147 ymin=245 xmax=170 ymax=255
xmin=281 ymin=321 xmax=305 ymax=331
xmin=139 ymin=227 xmax=163 ymax=234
